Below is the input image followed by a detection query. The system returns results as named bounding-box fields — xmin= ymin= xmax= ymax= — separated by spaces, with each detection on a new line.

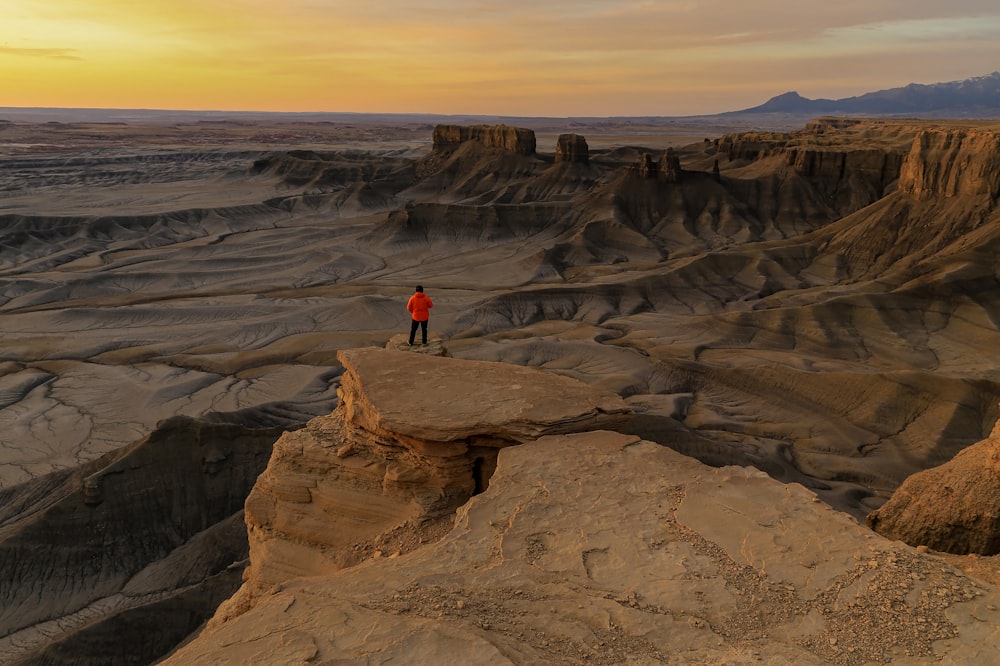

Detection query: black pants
xmin=409 ymin=319 xmax=428 ymax=344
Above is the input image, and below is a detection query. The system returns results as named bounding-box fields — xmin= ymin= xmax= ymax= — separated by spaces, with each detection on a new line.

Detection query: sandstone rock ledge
xmin=166 ymin=430 xmax=1000 ymax=665
xmin=224 ymin=348 xmax=631 ymax=617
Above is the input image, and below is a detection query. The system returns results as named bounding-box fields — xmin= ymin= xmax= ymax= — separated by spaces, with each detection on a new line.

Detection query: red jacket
xmin=407 ymin=292 xmax=433 ymax=321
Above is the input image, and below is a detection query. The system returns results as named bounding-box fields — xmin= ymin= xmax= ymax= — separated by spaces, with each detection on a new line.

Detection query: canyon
xmin=2 ymin=115 xmax=1000 ymax=663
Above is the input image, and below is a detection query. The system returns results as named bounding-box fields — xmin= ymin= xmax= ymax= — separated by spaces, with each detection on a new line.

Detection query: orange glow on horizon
xmin=3 ymin=1 xmax=999 ymax=116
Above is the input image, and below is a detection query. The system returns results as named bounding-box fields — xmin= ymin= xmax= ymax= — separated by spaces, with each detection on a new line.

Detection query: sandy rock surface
xmin=237 ymin=348 xmax=632 ymax=607
xmin=166 ymin=430 xmax=1000 ymax=665
xmin=869 ymin=416 xmax=1000 ymax=555
xmin=338 ymin=346 xmax=631 ymax=442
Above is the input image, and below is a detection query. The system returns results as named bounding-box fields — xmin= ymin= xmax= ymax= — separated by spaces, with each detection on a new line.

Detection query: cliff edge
xmin=224 ymin=348 xmax=631 ymax=616
xmin=432 ymin=124 xmax=537 ymax=156
xmin=164 ymin=349 xmax=1000 ymax=664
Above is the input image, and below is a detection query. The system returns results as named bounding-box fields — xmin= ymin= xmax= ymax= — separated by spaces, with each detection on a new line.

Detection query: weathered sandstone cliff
xmin=161 ymin=349 xmax=1000 ymax=665
xmin=717 ymin=127 xmax=907 ymax=209
xmin=555 ymin=133 xmax=589 ymax=164
xmin=432 ymin=124 xmax=537 ymax=155
xmin=818 ymin=125 xmax=1000 ymax=278
xmin=226 ymin=348 xmax=631 ymax=617
xmin=719 ymin=120 xmax=1000 ymax=205
xmin=784 ymin=147 xmax=903 ymax=185
xmin=411 ymin=124 xmax=545 ymax=201
xmin=898 ymin=129 xmax=1000 ymax=200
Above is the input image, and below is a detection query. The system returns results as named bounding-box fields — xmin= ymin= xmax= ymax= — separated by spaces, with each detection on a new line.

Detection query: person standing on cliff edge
xmin=407 ymin=285 xmax=433 ymax=346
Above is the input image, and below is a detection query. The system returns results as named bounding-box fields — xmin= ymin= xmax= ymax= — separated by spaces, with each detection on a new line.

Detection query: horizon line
xmin=0 ymin=105 xmax=753 ymax=121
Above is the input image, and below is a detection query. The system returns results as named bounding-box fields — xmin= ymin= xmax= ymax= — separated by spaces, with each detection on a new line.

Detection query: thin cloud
xmin=5 ymin=0 xmax=1000 ymax=114
xmin=826 ymin=14 xmax=1000 ymax=43
xmin=0 ymin=45 xmax=82 ymax=60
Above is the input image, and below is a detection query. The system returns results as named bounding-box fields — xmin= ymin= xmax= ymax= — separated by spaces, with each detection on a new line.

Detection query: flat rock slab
xmin=338 ymin=347 xmax=632 ymax=443
xmin=385 ymin=333 xmax=448 ymax=356
xmin=166 ymin=431 xmax=1000 ymax=665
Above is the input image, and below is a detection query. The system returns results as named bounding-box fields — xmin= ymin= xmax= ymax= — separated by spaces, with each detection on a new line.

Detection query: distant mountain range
xmin=730 ymin=72 xmax=1000 ymax=118
xmin=3 ymin=73 xmax=999 ymax=125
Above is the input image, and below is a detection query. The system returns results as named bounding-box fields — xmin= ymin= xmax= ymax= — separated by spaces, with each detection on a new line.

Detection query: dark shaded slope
xmin=405 ymin=140 xmax=547 ymax=204
xmin=0 ymin=416 xmax=287 ymax=664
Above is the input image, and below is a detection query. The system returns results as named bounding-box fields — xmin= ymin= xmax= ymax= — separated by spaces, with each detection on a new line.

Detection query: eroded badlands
xmin=3 ymin=115 xmax=1000 ymax=663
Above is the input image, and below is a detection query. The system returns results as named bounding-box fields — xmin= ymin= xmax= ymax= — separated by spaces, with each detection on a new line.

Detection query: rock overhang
xmin=336 ymin=347 xmax=633 ymax=445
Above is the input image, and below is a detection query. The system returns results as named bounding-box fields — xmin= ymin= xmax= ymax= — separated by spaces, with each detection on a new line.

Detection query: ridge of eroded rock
xmin=432 ymin=124 xmax=537 ymax=155
xmin=899 ymin=129 xmax=1000 ymax=199
xmin=231 ymin=348 xmax=631 ymax=615
xmin=167 ymin=431 xmax=1000 ymax=665
xmin=555 ymin=133 xmax=589 ymax=164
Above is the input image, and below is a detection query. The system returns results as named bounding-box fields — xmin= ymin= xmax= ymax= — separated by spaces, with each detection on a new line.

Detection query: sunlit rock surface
xmin=869 ymin=412 xmax=1000 ymax=555
xmin=234 ymin=347 xmax=631 ymax=612
xmin=168 ymin=427 xmax=1000 ymax=664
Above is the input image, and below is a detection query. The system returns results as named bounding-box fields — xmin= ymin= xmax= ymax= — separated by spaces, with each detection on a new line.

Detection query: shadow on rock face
xmin=0 ymin=415 xmax=290 ymax=664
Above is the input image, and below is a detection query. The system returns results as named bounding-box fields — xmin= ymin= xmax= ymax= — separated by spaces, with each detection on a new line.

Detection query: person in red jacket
xmin=406 ymin=285 xmax=433 ymax=345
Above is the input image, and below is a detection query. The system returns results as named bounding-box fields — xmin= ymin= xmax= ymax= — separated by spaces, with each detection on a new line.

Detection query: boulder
xmin=868 ymin=414 xmax=1000 ymax=554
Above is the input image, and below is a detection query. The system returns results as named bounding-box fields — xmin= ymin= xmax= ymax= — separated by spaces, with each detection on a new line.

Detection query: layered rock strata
xmin=717 ymin=124 xmax=907 ymax=187
xmin=630 ymin=149 xmax=682 ymax=180
xmin=230 ymin=348 xmax=631 ymax=615
xmin=716 ymin=121 xmax=1000 ymax=202
xmin=0 ymin=416 xmax=285 ymax=664
xmin=899 ymin=129 xmax=1000 ymax=199
xmin=167 ymin=429 xmax=1000 ymax=664
xmin=555 ymin=133 xmax=589 ymax=164
xmin=868 ymin=413 xmax=1000 ymax=555
xmin=784 ymin=147 xmax=904 ymax=184
xmin=432 ymin=124 xmax=537 ymax=155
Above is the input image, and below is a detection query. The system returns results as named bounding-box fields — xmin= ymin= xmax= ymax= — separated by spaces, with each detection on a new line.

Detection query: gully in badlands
xmin=3 ymin=115 xmax=1000 ymax=663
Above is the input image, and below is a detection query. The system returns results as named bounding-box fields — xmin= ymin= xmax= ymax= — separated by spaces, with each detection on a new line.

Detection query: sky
xmin=3 ymin=0 xmax=1000 ymax=117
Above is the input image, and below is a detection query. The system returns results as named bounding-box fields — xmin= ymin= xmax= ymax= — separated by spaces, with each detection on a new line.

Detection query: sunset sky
xmin=3 ymin=0 xmax=1000 ymax=116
